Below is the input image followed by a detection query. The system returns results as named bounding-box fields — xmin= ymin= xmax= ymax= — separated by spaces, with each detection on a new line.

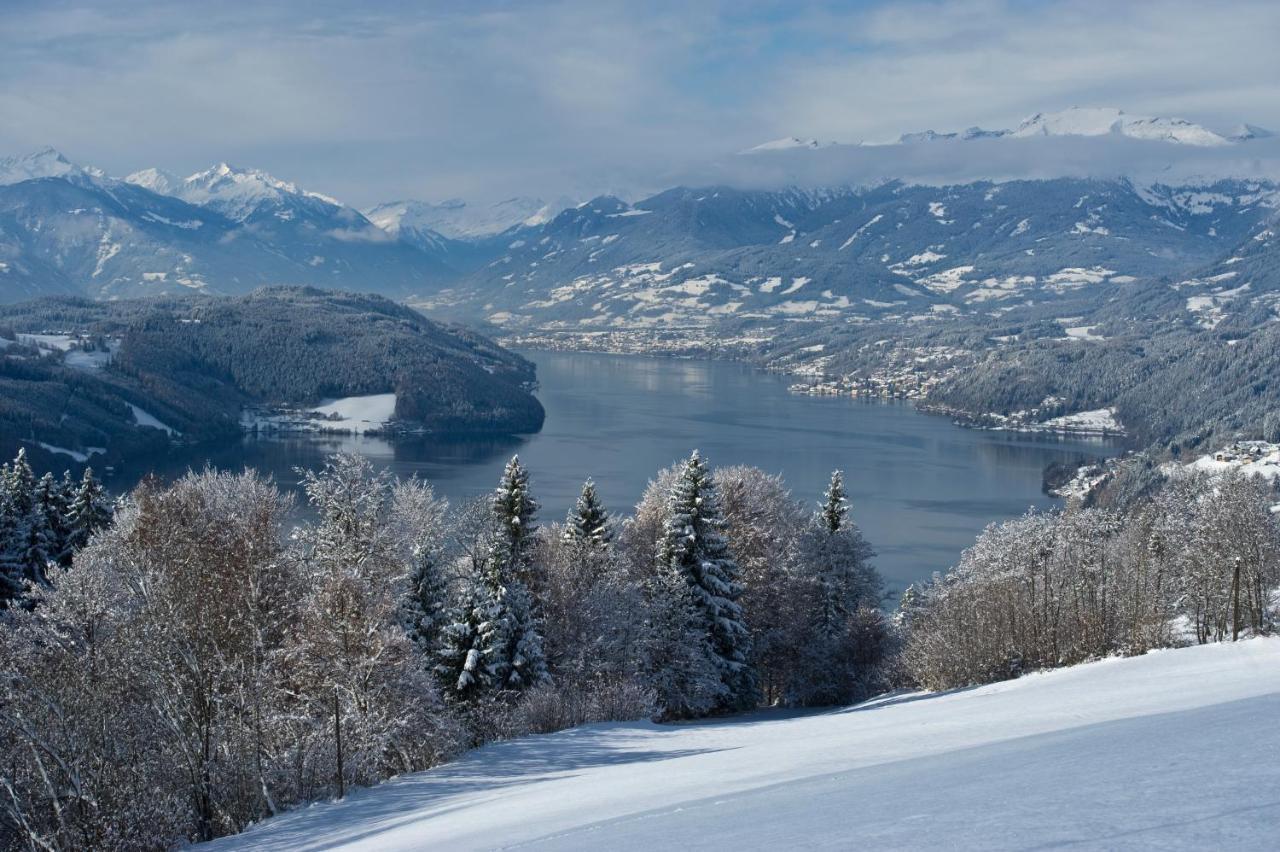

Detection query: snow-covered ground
xmin=241 ymin=393 xmax=397 ymax=436
xmin=128 ymin=403 xmax=179 ymax=436
xmin=1186 ymin=440 xmax=1280 ymax=481
xmin=1038 ymin=406 xmax=1123 ymax=435
xmin=204 ymin=638 xmax=1280 ymax=851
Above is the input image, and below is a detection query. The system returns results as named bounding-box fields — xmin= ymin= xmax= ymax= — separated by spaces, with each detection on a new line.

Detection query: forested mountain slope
xmin=0 ymin=287 xmax=544 ymax=470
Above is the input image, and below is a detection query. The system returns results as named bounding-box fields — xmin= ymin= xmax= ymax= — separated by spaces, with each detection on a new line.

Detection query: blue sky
xmin=2 ymin=0 xmax=1278 ymax=206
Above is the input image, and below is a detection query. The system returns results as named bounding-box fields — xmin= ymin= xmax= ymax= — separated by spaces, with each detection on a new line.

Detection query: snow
xmin=16 ymin=333 xmax=75 ymax=351
xmin=203 ymin=639 xmax=1280 ymax=851
xmin=1063 ymin=324 xmax=1105 ymax=341
xmin=365 ymin=197 xmax=575 ymax=239
xmin=310 ymin=394 xmax=398 ymax=434
xmin=739 ymin=137 xmax=822 ymax=154
xmin=0 ymin=147 xmax=103 ymax=186
xmin=33 ymin=442 xmax=104 ymax=463
xmin=900 ymin=250 xmax=946 ymax=267
xmin=838 ymin=214 xmax=883 ymax=250
xmin=1039 ymin=407 xmax=1123 ymax=435
xmin=128 ymin=403 xmax=179 ymax=436
xmin=141 ymin=211 xmax=203 ymax=229
xmin=1186 ymin=441 xmax=1280 ymax=481
xmin=1010 ymin=108 xmax=1232 ymax=146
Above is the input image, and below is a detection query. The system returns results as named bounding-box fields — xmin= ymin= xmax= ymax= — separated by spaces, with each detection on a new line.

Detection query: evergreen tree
xmin=657 ymin=450 xmax=755 ymax=711
xmin=0 ymin=461 xmax=26 ymax=605
xmin=436 ymin=459 xmax=549 ymax=698
xmin=63 ymin=467 xmax=112 ymax=561
xmin=34 ymin=472 xmax=70 ymax=571
xmin=821 ymin=470 xmax=847 ymax=534
xmin=405 ymin=545 xmax=450 ymax=656
xmin=791 ymin=470 xmax=882 ymax=705
xmin=808 ymin=470 xmax=878 ymax=625
xmin=564 ymin=479 xmax=613 ymax=546
xmin=0 ymin=450 xmax=51 ymax=600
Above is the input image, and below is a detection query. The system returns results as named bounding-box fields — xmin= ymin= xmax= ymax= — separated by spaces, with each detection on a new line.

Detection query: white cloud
xmin=0 ymin=0 xmax=1276 ymax=205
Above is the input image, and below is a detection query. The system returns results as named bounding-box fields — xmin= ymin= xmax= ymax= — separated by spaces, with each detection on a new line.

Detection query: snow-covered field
xmin=242 ymin=393 xmax=397 ymax=435
xmin=310 ymin=393 xmax=397 ymax=433
xmin=205 ymin=639 xmax=1280 ymax=851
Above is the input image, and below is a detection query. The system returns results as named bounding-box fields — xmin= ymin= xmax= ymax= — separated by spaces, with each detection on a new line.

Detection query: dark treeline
xmin=0 ymin=450 xmax=887 ymax=850
xmin=0 ymin=449 xmax=111 ymax=604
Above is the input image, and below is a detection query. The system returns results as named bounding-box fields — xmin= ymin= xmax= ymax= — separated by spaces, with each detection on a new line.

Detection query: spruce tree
xmin=821 ymin=470 xmax=847 ymax=534
xmin=34 ymin=472 xmax=70 ymax=571
xmin=63 ymin=467 xmax=112 ymax=560
xmin=564 ymin=478 xmax=612 ymax=546
xmin=811 ymin=470 xmax=877 ymax=622
xmin=792 ymin=470 xmax=882 ymax=705
xmin=657 ymin=450 xmax=755 ymax=711
xmin=436 ymin=458 xmax=549 ymax=698
xmin=405 ymin=545 xmax=449 ymax=657
xmin=4 ymin=450 xmax=51 ymax=593
xmin=491 ymin=455 xmax=539 ymax=578
xmin=0 ymin=458 xmax=26 ymax=605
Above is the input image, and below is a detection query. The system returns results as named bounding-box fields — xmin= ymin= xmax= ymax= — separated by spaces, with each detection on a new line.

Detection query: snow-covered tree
xmin=657 ymin=451 xmax=755 ymax=712
xmin=0 ymin=449 xmax=52 ymax=603
xmin=803 ymin=470 xmax=880 ymax=633
xmin=392 ymin=478 xmax=451 ymax=657
xmin=62 ymin=466 xmax=112 ymax=562
xmin=436 ymin=459 xmax=549 ymax=700
xmin=564 ymin=478 xmax=613 ymax=547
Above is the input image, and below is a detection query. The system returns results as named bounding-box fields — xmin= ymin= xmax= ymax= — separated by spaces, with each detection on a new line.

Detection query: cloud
xmin=0 ymin=0 xmax=1277 ymax=205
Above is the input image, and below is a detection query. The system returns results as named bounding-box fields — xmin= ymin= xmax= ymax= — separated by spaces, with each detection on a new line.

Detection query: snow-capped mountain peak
xmin=365 ymin=195 xmax=576 ymax=240
xmin=176 ymin=163 xmax=343 ymax=214
xmin=1010 ymin=107 xmax=1231 ymax=146
xmin=123 ymin=167 xmax=181 ymax=195
xmin=740 ymin=137 xmax=823 ymax=154
xmin=0 ymin=147 xmax=104 ymax=187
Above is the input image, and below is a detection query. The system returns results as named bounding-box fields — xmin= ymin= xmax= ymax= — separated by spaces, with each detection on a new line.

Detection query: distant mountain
xmin=0 ymin=147 xmax=104 ymax=186
xmin=740 ymin=137 xmax=825 ymax=154
xmin=365 ymin=195 xmax=575 ymax=240
xmin=749 ymin=108 xmax=1249 ymax=151
xmin=0 ymin=151 xmax=455 ymax=302
xmin=0 ymin=286 xmax=544 ymax=470
xmin=422 ymin=177 xmax=1279 ymax=337
xmin=1008 ymin=108 xmax=1231 ymax=146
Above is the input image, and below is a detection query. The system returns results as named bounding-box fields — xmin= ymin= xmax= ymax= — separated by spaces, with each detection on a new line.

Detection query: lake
xmin=107 ymin=350 xmax=1117 ymax=596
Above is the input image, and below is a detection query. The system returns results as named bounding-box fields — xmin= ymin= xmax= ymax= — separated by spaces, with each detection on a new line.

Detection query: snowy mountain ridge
xmin=364 ymin=195 xmax=576 ymax=239
xmin=127 ymin=162 xmax=345 ymax=222
xmin=749 ymin=107 xmax=1262 ymax=151
xmin=201 ymin=638 xmax=1280 ymax=850
xmin=0 ymin=146 xmax=105 ymax=186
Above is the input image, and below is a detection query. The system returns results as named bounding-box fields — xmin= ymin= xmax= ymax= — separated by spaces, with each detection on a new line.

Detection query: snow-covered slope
xmin=203 ymin=638 xmax=1280 ymax=851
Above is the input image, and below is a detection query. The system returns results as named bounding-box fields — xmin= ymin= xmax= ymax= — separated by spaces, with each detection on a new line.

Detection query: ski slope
xmin=205 ymin=639 xmax=1280 ymax=850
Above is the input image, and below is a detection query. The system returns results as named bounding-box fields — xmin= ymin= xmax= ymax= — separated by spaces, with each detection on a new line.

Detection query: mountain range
xmin=1 ymin=108 xmax=1277 ymax=344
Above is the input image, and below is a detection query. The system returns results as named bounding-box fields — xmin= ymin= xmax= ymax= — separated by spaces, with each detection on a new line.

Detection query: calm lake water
xmin=108 ymin=350 xmax=1117 ymax=596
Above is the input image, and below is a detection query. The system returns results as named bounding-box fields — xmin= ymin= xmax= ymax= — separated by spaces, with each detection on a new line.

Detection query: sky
xmin=2 ymin=0 xmax=1279 ymax=207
